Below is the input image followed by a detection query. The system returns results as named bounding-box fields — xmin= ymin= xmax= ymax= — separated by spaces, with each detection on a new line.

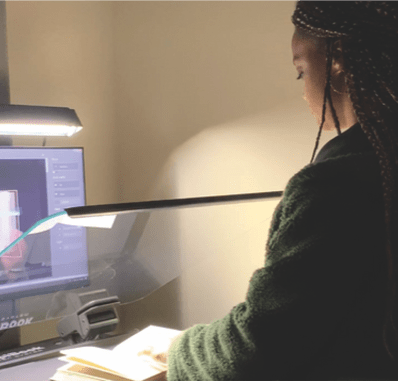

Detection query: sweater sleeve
xmin=166 ymin=155 xmax=384 ymax=381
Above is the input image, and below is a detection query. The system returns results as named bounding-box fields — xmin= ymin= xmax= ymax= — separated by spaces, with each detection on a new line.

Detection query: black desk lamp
xmin=0 ymin=104 xmax=83 ymax=146
xmin=0 ymin=1 xmax=83 ymax=146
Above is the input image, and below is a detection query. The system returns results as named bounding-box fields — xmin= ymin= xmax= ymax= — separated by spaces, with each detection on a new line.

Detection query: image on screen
xmin=0 ymin=147 xmax=89 ymax=301
xmin=0 ymin=190 xmax=20 ymax=253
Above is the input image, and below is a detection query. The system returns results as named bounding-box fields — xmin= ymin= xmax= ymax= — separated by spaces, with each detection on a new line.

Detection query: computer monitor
xmin=0 ymin=147 xmax=88 ymax=301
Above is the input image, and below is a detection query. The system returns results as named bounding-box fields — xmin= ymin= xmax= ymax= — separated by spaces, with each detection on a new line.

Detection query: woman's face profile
xmin=291 ymin=27 xmax=357 ymax=132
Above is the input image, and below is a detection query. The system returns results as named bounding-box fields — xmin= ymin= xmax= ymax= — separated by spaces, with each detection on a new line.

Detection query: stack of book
xmin=50 ymin=325 xmax=182 ymax=381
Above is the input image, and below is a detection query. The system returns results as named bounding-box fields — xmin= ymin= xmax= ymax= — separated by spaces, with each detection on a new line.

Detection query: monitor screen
xmin=0 ymin=147 xmax=88 ymax=301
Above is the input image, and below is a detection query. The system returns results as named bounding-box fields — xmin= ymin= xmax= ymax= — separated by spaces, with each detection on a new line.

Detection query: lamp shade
xmin=0 ymin=104 xmax=83 ymax=137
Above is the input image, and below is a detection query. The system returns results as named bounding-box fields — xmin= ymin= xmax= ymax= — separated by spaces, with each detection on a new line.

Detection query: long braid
xmin=310 ymin=40 xmax=342 ymax=164
xmin=309 ymin=39 xmax=333 ymax=164
xmin=293 ymin=1 xmax=398 ymax=362
xmin=344 ymin=42 xmax=398 ymax=358
xmin=326 ymin=41 xmax=343 ymax=138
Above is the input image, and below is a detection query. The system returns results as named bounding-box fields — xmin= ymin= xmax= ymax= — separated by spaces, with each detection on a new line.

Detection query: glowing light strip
xmin=0 ymin=124 xmax=82 ymax=137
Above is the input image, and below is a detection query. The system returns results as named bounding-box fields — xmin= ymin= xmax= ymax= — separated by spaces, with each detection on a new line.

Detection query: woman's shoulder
xmin=283 ymin=151 xmax=382 ymax=205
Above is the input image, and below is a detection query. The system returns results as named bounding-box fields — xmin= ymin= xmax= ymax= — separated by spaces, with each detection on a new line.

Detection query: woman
xmin=140 ymin=2 xmax=398 ymax=379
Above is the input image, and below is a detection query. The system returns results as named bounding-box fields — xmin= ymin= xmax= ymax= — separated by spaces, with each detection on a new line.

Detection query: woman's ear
xmin=331 ymin=40 xmax=344 ymax=74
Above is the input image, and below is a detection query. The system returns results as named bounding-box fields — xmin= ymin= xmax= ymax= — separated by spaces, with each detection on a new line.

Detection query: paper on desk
xmin=113 ymin=325 xmax=181 ymax=357
xmin=60 ymin=326 xmax=181 ymax=381
xmin=29 ymin=214 xmax=116 ymax=235
xmin=56 ymin=363 xmax=133 ymax=381
xmin=60 ymin=346 xmax=164 ymax=381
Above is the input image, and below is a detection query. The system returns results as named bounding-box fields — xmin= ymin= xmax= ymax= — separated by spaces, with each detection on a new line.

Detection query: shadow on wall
xmin=149 ymin=98 xmax=337 ymax=201
xmin=147 ymin=98 xmax=339 ymax=329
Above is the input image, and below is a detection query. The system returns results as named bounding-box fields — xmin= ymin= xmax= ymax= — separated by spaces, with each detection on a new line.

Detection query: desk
xmin=1 ymin=356 xmax=65 ymax=381
xmin=0 ymin=333 xmax=131 ymax=381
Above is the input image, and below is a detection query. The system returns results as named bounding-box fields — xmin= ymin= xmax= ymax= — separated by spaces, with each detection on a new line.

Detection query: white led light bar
xmin=0 ymin=104 xmax=83 ymax=137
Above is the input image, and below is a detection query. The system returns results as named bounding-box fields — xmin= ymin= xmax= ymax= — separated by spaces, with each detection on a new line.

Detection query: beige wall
xmin=113 ymin=1 xmax=306 ymax=201
xmin=149 ymin=98 xmax=340 ymax=329
xmin=6 ymin=1 xmax=119 ymax=205
xmin=5 ymin=1 xmax=334 ymax=203
xmin=5 ymin=2 xmax=337 ymax=333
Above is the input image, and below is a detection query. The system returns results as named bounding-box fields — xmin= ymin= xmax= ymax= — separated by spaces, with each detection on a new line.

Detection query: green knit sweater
xmin=166 ymin=123 xmax=398 ymax=380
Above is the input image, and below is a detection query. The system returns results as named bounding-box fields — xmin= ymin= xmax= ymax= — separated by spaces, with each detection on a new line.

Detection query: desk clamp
xmin=57 ymin=291 xmax=120 ymax=343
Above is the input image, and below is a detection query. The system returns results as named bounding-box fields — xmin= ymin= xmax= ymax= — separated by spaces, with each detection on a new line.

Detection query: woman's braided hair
xmin=292 ymin=1 xmax=398 ymax=361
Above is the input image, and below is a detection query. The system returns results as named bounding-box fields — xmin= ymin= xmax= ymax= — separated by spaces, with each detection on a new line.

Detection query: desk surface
xmin=0 ymin=334 xmax=130 ymax=381
xmin=1 ymin=356 xmax=65 ymax=381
